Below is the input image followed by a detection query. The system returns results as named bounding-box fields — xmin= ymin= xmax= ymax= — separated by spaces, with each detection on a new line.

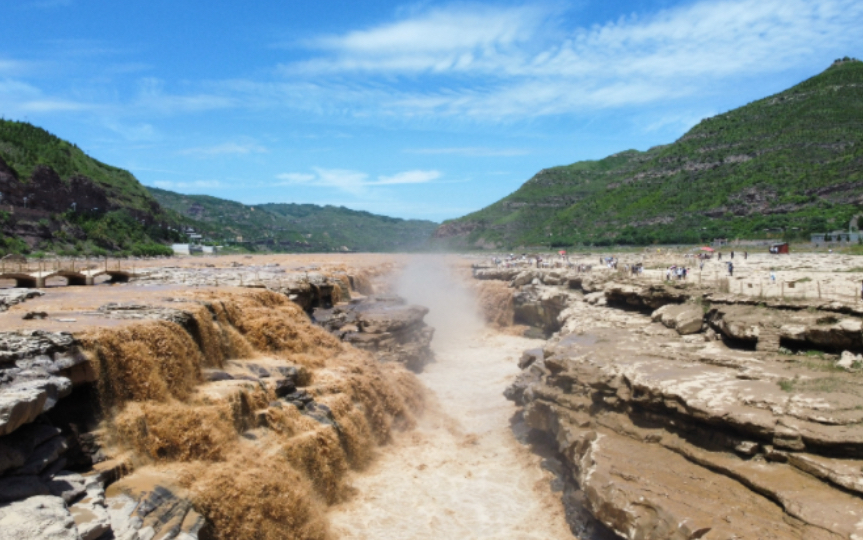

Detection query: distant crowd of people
xmin=490 ymin=247 xmax=751 ymax=280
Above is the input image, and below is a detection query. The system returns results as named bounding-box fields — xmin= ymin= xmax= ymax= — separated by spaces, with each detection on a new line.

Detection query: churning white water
xmin=328 ymin=256 xmax=572 ymax=540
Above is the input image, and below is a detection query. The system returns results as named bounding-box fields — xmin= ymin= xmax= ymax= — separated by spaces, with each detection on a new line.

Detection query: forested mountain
xmin=0 ymin=120 xmax=183 ymax=256
xmin=149 ymin=188 xmax=438 ymax=252
xmin=435 ymin=58 xmax=863 ymax=248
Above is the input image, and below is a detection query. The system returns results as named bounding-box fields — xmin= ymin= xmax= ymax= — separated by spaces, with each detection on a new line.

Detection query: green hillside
xmin=435 ymin=58 xmax=863 ymax=248
xmin=148 ymin=188 xmax=438 ymax=252
xmin=0 ymin=120 xmax=184 ymax=256
xmin=0 ymin=120 xmax=155 ymax=213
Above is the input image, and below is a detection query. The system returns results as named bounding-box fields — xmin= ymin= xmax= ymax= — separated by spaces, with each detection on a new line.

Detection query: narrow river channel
xmin=329 ymin=257 xmax=573 ymax=540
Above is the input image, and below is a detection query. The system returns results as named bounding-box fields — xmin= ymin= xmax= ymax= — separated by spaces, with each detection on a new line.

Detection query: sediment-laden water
xmin=329 ymin=258 xmax=572 ymax=539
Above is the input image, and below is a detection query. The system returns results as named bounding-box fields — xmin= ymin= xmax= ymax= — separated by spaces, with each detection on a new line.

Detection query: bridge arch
xmin=0 ymin=273 xmax=40 ymax=288
xmin=49 ymin=271 xmax=89 ymax=286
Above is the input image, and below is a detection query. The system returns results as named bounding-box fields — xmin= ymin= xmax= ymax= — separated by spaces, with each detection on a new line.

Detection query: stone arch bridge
xmin=0 ymin=260 xmax=137 ymax=288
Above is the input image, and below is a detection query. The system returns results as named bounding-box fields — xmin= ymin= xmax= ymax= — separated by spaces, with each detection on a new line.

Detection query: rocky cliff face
xmin=313 ymin=295 xmax=434 ymax=372
xmin=0 ymin=156 xmax=163 ymax=251
xmin=481 ymin=268 xmax=863 ymax=539
xmin=0 ymin=158 xmax=112 ymax=216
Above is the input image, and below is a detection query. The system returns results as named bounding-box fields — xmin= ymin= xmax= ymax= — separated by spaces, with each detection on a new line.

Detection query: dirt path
xmin=329 ymin=258 xmax=573 ymax=540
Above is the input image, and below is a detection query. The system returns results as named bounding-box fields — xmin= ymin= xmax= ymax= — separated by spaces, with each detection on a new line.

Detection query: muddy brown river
xmin=329 ymin=258 xmax=572 ymax=539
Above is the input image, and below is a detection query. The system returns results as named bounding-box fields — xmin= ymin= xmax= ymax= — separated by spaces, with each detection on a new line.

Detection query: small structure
xmin=769 ymin=242 xmax=790 ymax=254
xmin=172 ymin=244 xmax=191 ymax=255
xmin=171 ymin=244 xmax=203 ymax=255
xmin=811 ymin=231 xmax=862 ymax=244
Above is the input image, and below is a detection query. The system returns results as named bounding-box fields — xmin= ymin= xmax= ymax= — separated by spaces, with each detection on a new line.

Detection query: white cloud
xmin=0 ymin=78 xmax=93 ymax=114
xmin=180 ymin=142 xmax=268 ymax=156
xmin=271 ymin=0 xmax=863 ymax=119
xmin=376 ymin=170 xmax=441 ymax=185
xmin=274 ymin=168 xmax=441 ymax=193
xmin=275 ymin=172 xmax=316 ymax=183
xmin=289 ymin=4 xmax=549 ymax=75
xmin=152 ymin=180 xmax=225 ymax=191
xmin=293 ymin=0 xmax=862 ymax=80
xmin=17 ymin=99 xmax=90 ymax=112
xmin=135 ymin=77 xmax=235 ymax=114
xmin=0 ymin=59 xmax=29 ymax=76
xmin=312 ymin=168 xmax=369 ymax=195
xmin=103 ymin=121 xmax=159 ymax=142
xmin=4 ymin=0 xmax=862 ymax=125
xmin=405 ymin=147 xmax=529 ymax=157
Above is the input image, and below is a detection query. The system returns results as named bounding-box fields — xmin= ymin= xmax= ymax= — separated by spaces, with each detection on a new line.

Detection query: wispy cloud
xmin=0 ymin=78 xmax=94 ymax=114
xmin=151 ymin=179 xmax=225 ymax=191
xmin=179 ymin=141 xmax=268 ymax=157
xmin=376 ymin=170 xmax=441 ymax=185
xmin=271 ymin=0 xmax=863 ymax=119
xmin=275 ymin=167 xmax=441 ymax=194
xmin=103 ymin=120 xmax=160 ymax=142
xmin=4 ymin=0 xmax=862 ymax=126
xmin=404 ymin=146 xmax=529 ymax=157
xmin=134 ymin=78 xmax=235 ymax=114
xmin=0 ymin=59 xmax=31 ymax=76
xmin=275 ymin=172 xmax=316 ymax=183
xmin=287 ymin=4 xmax=550 ymax=75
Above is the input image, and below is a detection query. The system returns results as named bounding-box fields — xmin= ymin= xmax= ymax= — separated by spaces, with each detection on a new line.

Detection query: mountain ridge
xmin=435 ymin=58 xmax=863 ymax=248
xmin=148 ymin=187 xmax=439 ymax=252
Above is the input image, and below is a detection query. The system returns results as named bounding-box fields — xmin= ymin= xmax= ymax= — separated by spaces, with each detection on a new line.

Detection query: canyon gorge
xmin=2 ymin=252 xmax=863 ymax=539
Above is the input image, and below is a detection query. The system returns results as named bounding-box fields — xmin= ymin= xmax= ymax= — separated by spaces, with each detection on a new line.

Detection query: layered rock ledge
xmin=482 ymin=267 xmax=863 ymax=539
xmin=313 ymin=295 xmax=434 ymax=372
xmin=0 ymin=260 xmax=426 ymax=540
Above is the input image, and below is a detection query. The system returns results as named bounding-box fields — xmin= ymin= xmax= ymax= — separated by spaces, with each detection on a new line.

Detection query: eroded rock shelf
xmin=485 ymin=265 xmax=863 ymax=539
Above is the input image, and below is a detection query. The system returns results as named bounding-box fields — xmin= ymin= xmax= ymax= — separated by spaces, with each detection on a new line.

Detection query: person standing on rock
xmin=744 ymin=251 xmax=748 ymax=260
xmin=731 ymin=251 xmax=735 ymax=259
xmin=728 ymin=261 xmax=734 ymax=277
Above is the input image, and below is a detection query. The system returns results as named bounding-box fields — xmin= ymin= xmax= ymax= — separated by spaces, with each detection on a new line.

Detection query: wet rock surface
xmin=0 ymin=328 xmax=118 ymax=540
xmin=0 ymin=289 xmax=43 ymax=313
xmin=0 ymin=331 xmax=85 ymax=437
xmin=479 ymin=267 xmax=863 ymax=539
xmin=106 ymin=480 xmax=204 ymax=540
xmin=313 ymin=294 xmax=435 ymax=371
xmin=132 ymin=263 xmax=354 ymax=311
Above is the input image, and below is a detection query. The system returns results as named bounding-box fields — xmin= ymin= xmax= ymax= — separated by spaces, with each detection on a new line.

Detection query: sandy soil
xmin=328 ymin=257 xmax=572 ymax=540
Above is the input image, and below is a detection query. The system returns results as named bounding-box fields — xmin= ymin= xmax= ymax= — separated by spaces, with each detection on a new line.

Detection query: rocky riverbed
xmin=6 ymin=250 xmax=863 ymax=540
xmin=478 ymin=260 xmax=863 ymax=539
xmin=0 ymin=256 xmax=430 ymax=540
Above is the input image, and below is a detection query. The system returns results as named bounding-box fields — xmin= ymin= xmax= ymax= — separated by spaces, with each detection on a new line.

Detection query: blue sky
xmin=2 ymin=0 xmax=861 ymax=222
